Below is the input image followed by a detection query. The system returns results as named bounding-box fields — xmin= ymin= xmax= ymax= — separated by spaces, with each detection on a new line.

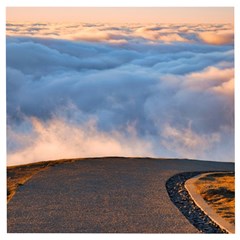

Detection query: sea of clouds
xmin=6 ymin=22 xmax=234 ymax=165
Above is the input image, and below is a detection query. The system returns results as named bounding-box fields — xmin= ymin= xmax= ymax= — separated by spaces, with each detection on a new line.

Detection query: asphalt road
xmin=7 ymin=158 xmax=234 ymax=233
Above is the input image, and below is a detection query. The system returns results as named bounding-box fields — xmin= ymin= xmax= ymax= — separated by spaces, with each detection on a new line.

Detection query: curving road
xmin=7 ymin=158 xmax=234 ymax=233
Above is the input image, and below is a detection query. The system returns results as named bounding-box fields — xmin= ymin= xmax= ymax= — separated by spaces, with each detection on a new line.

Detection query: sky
xmin=7 ymin=7 xmax=234 ymax=24
xmin=6 ymin=7 xmax=234 ymax=166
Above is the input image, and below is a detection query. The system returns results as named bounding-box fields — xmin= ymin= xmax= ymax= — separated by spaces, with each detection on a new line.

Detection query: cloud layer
xmin=7 ymin=22 xmax=234 ymax=45
xmin=6 ymin=22 xmax=234 ymax=165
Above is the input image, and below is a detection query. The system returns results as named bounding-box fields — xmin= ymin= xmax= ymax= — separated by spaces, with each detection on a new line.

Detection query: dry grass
xmin=8 ymin=162 xmax=50 ymax=203
xmin=194 ymin=172 xmax=235 ymax=225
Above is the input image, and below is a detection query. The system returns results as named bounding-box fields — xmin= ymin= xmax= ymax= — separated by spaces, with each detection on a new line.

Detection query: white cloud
xmin=6 ymin=22 xmax=234 ymax=164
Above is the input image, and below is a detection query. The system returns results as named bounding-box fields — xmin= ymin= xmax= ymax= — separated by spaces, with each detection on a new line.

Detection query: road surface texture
xmin=8 ymin=157 xmax=234 ymax=233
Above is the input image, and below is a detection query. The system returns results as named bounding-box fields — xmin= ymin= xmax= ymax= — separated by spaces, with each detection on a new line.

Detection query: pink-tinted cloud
xmin=8 ymin=117 xmax=154 ymax=166
xmin=212 ymin=78 xmax=234 ymax=95
xmin=198 ymin=30 xmax=234 ymax=45
xmin=161 ymin=123 xmax=220 ymax=158
xmin=184 ymin=66 xmax=234 ymax=92
xmin=134 ymin=26 xmax=189 ymax=42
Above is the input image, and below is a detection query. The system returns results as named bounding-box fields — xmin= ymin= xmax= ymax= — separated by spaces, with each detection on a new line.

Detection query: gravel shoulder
xmin=7 ymin=157 xmax=234 ymax=233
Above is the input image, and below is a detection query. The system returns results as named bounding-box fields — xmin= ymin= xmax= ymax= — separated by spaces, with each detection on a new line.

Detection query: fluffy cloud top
xmin=6 ymin=23 xmax=234 ymax=165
